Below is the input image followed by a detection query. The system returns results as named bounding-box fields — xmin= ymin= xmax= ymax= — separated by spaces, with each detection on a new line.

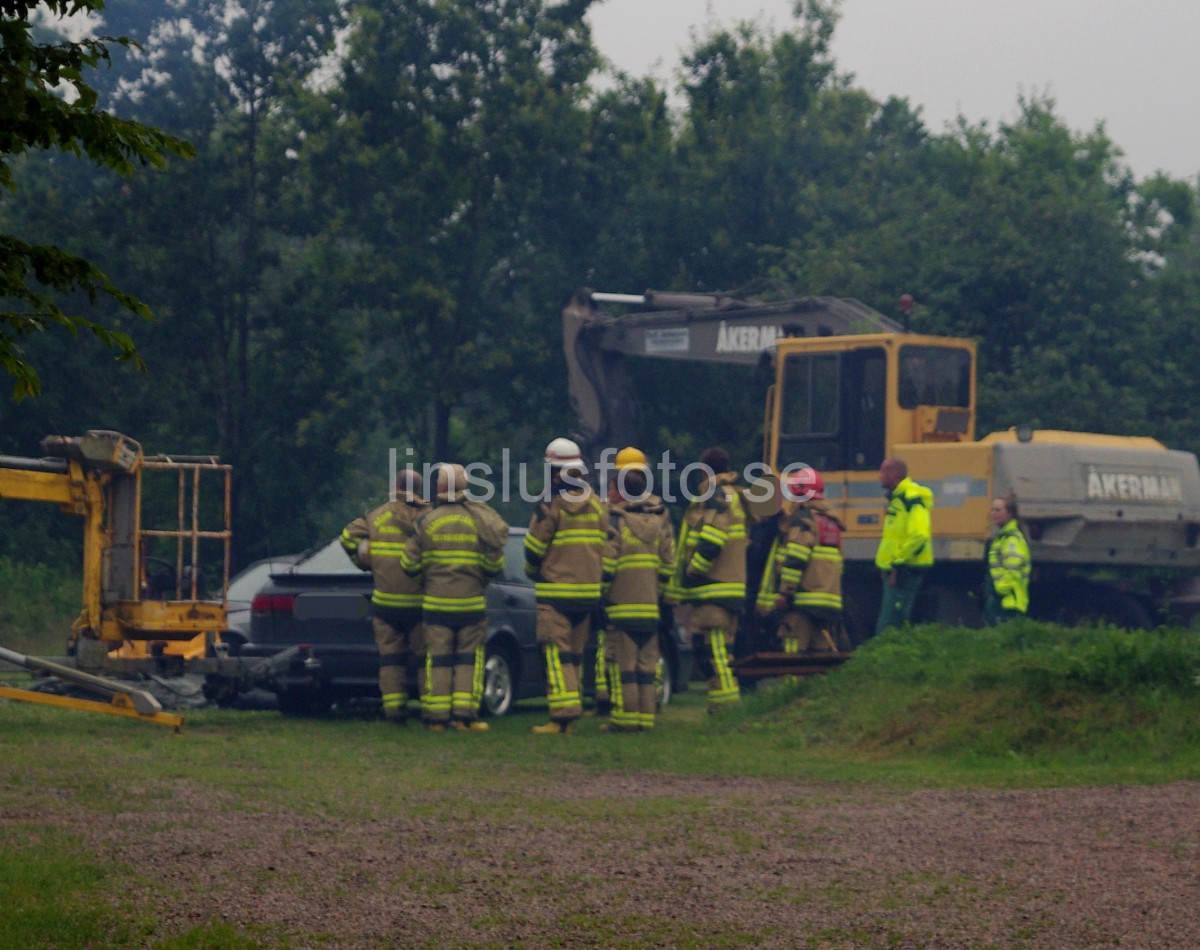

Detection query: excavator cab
xmin=768 ymin=335 xmax=975 ymax=474
xmin=562 ymin=287 xmax=915 ymax=472
xmin=766 ymin=334 xmax=976 ymax=545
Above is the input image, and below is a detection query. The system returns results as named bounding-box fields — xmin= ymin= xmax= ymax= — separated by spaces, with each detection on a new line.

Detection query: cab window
xmin=781 ymin=354 xmax=839 ymax=437
xmin=777 ymin=349 xmax=886 ymax=473
xmin=898 ymin=345 xmax=971 ymax=409
xmin=778 ymin=353 xmax=841 ymax=472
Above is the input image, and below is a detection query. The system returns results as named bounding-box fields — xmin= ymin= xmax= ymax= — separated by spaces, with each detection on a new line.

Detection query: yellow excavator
xmin=0 ymin=430 xmax=241 ymax=728
xmin=563 ymin=289 xmax=1200 ymax=657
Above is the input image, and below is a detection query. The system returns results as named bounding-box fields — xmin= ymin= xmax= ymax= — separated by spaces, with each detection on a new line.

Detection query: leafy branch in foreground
xmin=0 ymin=0 xmax=194 ymax=399
xmin=0 ymin=236 xmax=148 ymax=397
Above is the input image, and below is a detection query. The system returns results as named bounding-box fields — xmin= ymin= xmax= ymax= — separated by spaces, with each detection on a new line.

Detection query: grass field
xmin=3 ymin=561 xmax=1200 ymax=947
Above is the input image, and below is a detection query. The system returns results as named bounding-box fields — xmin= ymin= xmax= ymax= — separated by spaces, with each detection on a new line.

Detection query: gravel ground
xmin=73 ymin=772 xmax=1200 ymax=948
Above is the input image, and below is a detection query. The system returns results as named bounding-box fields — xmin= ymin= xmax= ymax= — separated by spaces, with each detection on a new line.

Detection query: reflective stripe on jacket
xmin=402 ymin=501 xmax=506 ymax=625
xmin=340 ymin=495 xmax=429 ymax=610
xmin=756 ymin=502 xmax=843 ymax=617
xmin=669 ymin=472 xmax=747 ymax=611
xmin=874 ymin=475 xmax=934 ymax=571
xmin=986 ymin=519 xmax=1031 ymax=613
xmin=602 ymin=495 xmax=675 ymax=633
xmin=524 ymin=485 xmax=606 ymax=609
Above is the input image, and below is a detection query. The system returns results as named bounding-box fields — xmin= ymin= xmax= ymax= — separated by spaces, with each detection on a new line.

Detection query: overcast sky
xmin=587 ymin=0 xmax=1200 ymax=182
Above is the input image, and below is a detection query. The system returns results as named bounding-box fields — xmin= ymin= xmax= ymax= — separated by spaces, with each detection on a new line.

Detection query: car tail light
xmin=252 ymin=593 xmax=296 ymax=615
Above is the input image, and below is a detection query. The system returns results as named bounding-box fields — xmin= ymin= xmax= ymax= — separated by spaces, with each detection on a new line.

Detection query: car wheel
xmin=481 ymin=646 xmax=515 ymax=717
xmin=655 ymin=654 xmax=674 ymax=710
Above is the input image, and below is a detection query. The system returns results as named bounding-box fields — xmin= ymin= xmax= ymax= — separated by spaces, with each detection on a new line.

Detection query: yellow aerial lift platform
xmin=0 ymin=430 xmax=243 ymax=728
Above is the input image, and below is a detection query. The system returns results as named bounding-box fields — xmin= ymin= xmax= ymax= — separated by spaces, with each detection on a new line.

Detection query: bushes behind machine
xmin=0 ymin=557 xmax=79 ymax=657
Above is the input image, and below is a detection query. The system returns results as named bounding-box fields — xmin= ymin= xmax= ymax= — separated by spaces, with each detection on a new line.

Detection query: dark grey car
xmin=242 ymin=527 xmax=690 ymax=716
xmin=221 ymin=553 xmax=301 ymax=654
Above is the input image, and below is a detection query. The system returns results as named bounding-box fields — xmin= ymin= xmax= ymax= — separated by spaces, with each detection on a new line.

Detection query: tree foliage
xmin=298 ymin=0 xmax=603 ymax=459
xmin=0 ymin=0 xmax=193 ymax=398
xmin=4 ymin=0 xmax=1200 ymax=567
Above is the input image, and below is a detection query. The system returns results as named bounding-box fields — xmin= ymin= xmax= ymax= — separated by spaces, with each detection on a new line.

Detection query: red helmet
xmin=785 ymin=467 xmax=824 ymax=501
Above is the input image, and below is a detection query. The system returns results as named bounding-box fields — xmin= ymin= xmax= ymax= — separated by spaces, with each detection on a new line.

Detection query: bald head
xmin=879 ymin=457 xmax=907 ymax=493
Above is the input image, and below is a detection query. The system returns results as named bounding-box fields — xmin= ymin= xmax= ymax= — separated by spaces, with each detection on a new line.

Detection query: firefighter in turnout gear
xmin=525 ymin=437 xmax=607 ymax=735
xmin=340 ymin=469 xmax=429 ymax=724
xmin=669 ymin=446 xmax=747 ymax=712
xmin=591 ymin=446 xmax=650 ymax=716
xmin=755 ymin=467 xmax=844 ymax=655
xmin=600 ymin=448 xmax=675 ymax=732
xmin=983 ymin=495 xmax=1031 ymax=625
xmin=401 ymin=463 xmax=508 ymax=732
xmin=874 ymin=457 xmax=935 ymax=636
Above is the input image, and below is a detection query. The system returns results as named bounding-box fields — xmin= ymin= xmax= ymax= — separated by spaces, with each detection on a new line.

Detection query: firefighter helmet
xmin=544 ymin=437 xmax=584 ymax=471
xmin=436 ymin=463 xmax=470 ymax=499
xmin=614 ymin=446 xmax=648 ymax=472
xmin=785 ymin=467 xmax=825 ymax=500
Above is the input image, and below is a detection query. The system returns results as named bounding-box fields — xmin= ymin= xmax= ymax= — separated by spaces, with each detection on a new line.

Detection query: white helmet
xmin=544 ymin=437 xmax=584 ymax=471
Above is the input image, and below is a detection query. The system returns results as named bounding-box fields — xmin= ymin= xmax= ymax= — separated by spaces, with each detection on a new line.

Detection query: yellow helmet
xmin=614 ymin=446 xmax=648 ymax=471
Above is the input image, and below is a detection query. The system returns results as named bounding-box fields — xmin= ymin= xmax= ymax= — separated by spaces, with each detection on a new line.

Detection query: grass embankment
xmin=3 ymin=587 xmax=1200 ymax=946
xmin=0 ymin=556 xmax=80 ymax=656
xmin=725 ymin=619 xmax=1200 ymax=786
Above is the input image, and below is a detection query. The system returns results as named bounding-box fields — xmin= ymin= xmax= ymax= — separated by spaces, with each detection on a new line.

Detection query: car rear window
xmin=227 ymin=563 xmax=273 ymax=602
xmin=291 ymin=539 xmax=360 ymax=575
xmin=285 ymin=531 xmax=530 ymax=581
xmin=502 ymin=533 xmax=533 ymax=586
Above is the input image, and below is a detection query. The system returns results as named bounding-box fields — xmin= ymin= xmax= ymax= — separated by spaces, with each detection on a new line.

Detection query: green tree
xmin=0 ymin=0 xmax=193 ymax=399
xmin=1134 ymin=173 xmax=1200 ymax=455
xmin=300 ymin=0 xmax=603 ymax=461
xmin=99 ymin=0 xmax=360 ymax=561
xmin=772 ymin=94 xmax=1155 ymax=439
xmin=672 ymin=1 xmax=842 ymax=291
xmin=579 ymin=76 xmax=681 ymax=288
xmin=0 ymin=0 xmax=363 ymax=563
xmin=899 ymin=102 xmax=1149 ymax=437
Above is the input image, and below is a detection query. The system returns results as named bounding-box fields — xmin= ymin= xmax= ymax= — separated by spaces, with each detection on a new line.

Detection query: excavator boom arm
xmin=562 ymin=287 xmax=902 ymax=465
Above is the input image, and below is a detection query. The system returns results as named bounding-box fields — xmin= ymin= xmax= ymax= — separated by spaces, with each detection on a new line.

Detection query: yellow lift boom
xmin=0 ymin=645 xmax=183 ymax=730
xmin=0 ymin=430 xmax=240 ymax=728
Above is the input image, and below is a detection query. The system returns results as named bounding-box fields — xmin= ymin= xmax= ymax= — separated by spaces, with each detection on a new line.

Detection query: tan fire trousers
xmin=422 ymin=619 xmax=486 ymax=724
xmin=606 ymin=626 xmax=659 ymax=731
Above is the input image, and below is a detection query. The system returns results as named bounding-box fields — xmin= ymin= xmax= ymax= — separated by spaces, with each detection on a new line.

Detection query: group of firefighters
xmin=339 ymin=439 xmax=1032 ymax=735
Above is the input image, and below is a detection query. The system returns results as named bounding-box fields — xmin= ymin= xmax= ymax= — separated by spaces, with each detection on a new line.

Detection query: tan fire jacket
xmin=401 ymin=497 xmax=508 ymax=626
xmin=340 ymin=493 xmax=429 ymax=611
xmin=669 ymin=471 xmax=747 ymax=611
xmin=756 ymin=500 xmax=843 ymax=619
xmin=602 ymin=494 xmax=675 ymax=633
xmin=524 ymin=483 xmax=606 ymax=610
